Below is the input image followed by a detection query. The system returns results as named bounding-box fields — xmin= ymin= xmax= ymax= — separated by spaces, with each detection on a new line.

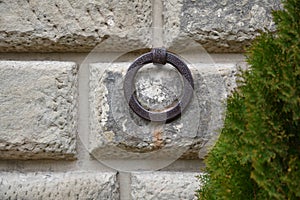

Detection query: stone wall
xmin=0 ymin=0 xmax=280 ymax=199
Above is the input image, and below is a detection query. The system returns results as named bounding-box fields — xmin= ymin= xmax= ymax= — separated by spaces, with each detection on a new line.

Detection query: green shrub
xmin=198 ymin=0 xmax=300 ymax=199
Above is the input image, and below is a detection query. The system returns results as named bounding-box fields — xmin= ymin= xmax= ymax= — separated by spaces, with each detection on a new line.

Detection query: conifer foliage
xmin=198 ymin=0 xmax=300 ymax=199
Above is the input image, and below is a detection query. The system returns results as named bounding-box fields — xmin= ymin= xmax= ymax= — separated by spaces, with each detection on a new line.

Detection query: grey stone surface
xmin=0 ymin=0 xmax=152 ymax=52
xmin=89 ymin=62 xmax=236 ymax=160
xmin=131 ymin=171 xmax=200 ymax=200
xmin=0 ymin=61 xmax=77 ymax=159
xmin=163 ymin=0 xmax=281 ymax=53
xmin=0 ymin=171 xmax=119 ymax=200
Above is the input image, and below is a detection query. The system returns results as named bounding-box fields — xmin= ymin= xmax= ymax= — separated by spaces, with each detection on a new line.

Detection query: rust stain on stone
xmin=153 ymin=128 xmax=164 ymax=148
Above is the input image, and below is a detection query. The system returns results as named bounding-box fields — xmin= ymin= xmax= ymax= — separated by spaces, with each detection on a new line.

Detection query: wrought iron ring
xmin=123 ymin=48 xmax=194 ymax=122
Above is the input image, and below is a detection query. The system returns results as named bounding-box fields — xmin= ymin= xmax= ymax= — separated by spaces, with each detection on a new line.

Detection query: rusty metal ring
xmin=123 ymin=48 xmax=194 ymax=122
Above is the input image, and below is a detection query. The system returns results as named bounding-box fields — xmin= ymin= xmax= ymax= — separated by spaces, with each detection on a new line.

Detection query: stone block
xmin=163 ymin=0 xmax=281 ymax=52
xmin=0 ymin=0 xmax=152 ymax=52
xmin=131 ymin=172 xmax=200 ymax=200
xmin=0 ymin=171 xmax=119 ymax=199
xmin=0 ymin=61 xmax=77 ymax=159
xmin=89 ymin=62 xmax=236 ymax=160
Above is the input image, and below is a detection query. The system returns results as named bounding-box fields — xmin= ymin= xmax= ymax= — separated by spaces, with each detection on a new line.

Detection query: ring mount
xmin=151 ymin=48 xmax=167 ymax=65
xmin=123 ymin=48 xmax=194 ymax=122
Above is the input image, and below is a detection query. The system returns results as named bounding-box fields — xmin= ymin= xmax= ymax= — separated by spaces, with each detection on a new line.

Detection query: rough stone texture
xmin=89 ymin=62 xmax=237 ymax=160
xmin=0 ymin=171 xmax=119 ymax=200
xmin=131 ymin=172 xmax=200 ymax=200
xmin=0 ymin=0 xmax=152 ymax=52
xmin=163 ymin=0 xmax=282 ymax=53
xmin=0 ymin=61 xmax=77 ymax=159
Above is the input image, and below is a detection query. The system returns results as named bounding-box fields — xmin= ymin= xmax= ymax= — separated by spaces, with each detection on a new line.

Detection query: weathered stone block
xmin=164 ymin=0 xmax=281 ymax=52
xmin=131 ymin=172 xmax=200 ymax=200
xmin=89 ymin=62 xmax=236 ymax=160
xmin=0 ymin=171 xmax=119 ymax=199
xmin=0 ymin=0 xmax=152 ymax=52
xmin=0 ymin=61 xmax=77 ymax=159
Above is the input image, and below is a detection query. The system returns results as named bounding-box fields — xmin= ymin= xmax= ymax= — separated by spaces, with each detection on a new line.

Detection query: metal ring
xmin=123 ymin=48 xmax=194 ymax=122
